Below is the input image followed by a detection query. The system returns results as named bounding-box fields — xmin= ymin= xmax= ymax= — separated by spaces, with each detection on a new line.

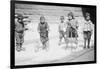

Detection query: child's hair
xmin=84 ymin=12 xmax=91 ymax=21
xmin=40 ymin=16 xmax=45 ymax=20
xmin=67 ymin=12 xmax=74 ymax=19
xmin=85 ymin=12 xmax=90 ymax=17
xmin=60 ymin=16 xmax=64 ymax=20
xmin=15 ymin=13 xmax=23 ymax=19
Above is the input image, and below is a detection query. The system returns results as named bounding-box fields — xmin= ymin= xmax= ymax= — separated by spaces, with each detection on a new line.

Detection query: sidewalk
xmin=15 ymin=42 xmax=94 ymax=65
xmin=43 ymin=48 xmax=94 ymax=64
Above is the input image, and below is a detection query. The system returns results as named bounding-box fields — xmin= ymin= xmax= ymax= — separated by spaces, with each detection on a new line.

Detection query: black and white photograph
xmin=10 ymin=0 xmax=96 ymax=68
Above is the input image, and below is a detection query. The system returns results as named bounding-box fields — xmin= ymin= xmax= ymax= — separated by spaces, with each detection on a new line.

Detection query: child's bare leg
xmin=16 ymin=41 xmax=22 ymax=52
xmin=59 ymin=35 xmax=62 ymax=45
xmin=87 ymin=35 xmax=91 ymax=48
xmin=40 ymin=37 xmax=44 ymax=49
xmin=84 ymin=38 xmax=87 ymax=49
xmin=45 ymin=38 xmax=49 ymax=51
xmin=83 ymin=32 xmax=88 ymax=49
xmin=19 ymin=33 xmax=24 ymax=51
xmin=43 ymin=43 xmax=46 ymax=49
xmin=75 ymin=31 xmax=78 ymax=45
xmin=42 ymin=41 xmax=45 ymax=49
xmin=64 ymin=38 xmax=69 ymax=49
xmin=16 ymin=33 xmax=22 ymax=52
xmin=87 ymin=39 xmax=90 ymax=48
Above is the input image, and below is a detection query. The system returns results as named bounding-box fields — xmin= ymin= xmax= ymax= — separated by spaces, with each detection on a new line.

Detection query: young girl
xmin=38 ymin=16 xmax=49 ymax=50
xmin=83 ymin=12 xmax=93 ymax=49
xmin=67 ymin=12 xmax=78 ymax=44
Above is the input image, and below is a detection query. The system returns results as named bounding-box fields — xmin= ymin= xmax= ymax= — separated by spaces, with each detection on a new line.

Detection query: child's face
xmin=85 ymin=16 xmax=90 ymax=21
xmin=40 ymin=17 xmax=45 ymax=23
xmin=18 ymin=18 xmax=23 ymax=22
xmin=60 ymin=16 xmax=64 ymax=22
xmin=15 ymin=18 xmax=18 ymax=22
xmin=68 ymin=15 xmax=72 ymax=20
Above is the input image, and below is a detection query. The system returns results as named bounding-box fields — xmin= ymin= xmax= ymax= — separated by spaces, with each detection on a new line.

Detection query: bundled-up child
xmin=15 ymin=14 xmax=28 ymax=52
xmin=38 ymin=16 xmax=49 ymax=50
xmin=83 ymin=12 xmax=93 ymax=48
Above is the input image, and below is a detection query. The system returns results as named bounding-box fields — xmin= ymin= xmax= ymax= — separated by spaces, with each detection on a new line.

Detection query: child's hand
xmin=91 ymin=30 xmax=93 ymax=35
xmin=38 ymin=30 xmax=40 ymax=33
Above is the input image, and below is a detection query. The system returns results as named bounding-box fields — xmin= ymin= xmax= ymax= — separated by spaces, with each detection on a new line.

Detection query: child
xmin=59 ymin=16 xmax=68 ymax=46
xmin=83 ymin=12 xmax=93 ymax=49
xmin=15 ymin=14 xmax=28 ymax=52
xmin=38 ymin=16 xmax=49 ymax=50
xmin=67 ymin=12 xmax=78 ymax=45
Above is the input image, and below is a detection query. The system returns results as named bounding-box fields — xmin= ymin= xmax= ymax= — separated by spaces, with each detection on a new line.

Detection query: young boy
xmin=15 ymin=14 xmax=28 ymax=52
xmin=83 ymin=12 xmax=93 ymax=49
xmin=38 ymin=16 xmax=49 ymax=50
xmin=67 ymin=12 xmax=78 ymax=45
xmin=59 ymin=16 xmax=68 ymax=46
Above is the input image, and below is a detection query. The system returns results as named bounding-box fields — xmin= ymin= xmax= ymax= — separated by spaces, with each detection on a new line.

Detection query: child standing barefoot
xmin=59 ymin=16 xmax=67 ymax=46
xmin=15 ymin=14 xmax=28 ymax=52
xmin=83 ymin=13 xmax=93 ymax=49
xmin=38 ymin=16 xmax=49 ymax=51
xmin=67 ymin=12 xmax=78 ymax=49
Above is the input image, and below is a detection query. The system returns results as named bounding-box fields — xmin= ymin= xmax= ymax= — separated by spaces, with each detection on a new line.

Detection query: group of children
xmin=15 ymin=12 xmax=93 ymax=52
xmin=59 ymin=12 xmax=93 ymax=49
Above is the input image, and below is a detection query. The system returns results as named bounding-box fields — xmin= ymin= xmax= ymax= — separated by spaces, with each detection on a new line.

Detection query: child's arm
xmin=90 ymin=21 xmax=93 ymax=35
xmin=82 ymin=20 xmax=85 ymax=34
xmin=37 ymin=23 xmax=40 ymax=33
xmin=58 ymin=23 xmax=61 ymax=32
xmin=46 ymin=22 xmax=49 ymax=31
xmin=76 ymin=20 xmax=79 ymax=29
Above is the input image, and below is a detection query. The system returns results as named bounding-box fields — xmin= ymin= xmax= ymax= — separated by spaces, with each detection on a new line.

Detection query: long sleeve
xmin=83 ymin=20 xmax=93 ymax=31
xmin=46 ymin=22 xmax=49 ymax=31
xmin=37 ymin=23 xmax=40 ymax=32
xmin=90 ymin=21 xmax=93 ymax=31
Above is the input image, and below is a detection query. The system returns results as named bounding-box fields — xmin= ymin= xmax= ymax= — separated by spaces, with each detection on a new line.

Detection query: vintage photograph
xmin=11 ymin=1 xmax=96 ymax=67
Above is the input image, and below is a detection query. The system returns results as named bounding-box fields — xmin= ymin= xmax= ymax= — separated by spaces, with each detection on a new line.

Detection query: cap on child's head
xmin=40 ymin=16 xmax=45 ymax=20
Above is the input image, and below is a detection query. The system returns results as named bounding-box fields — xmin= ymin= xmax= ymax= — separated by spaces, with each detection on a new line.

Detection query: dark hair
xmin=68 ymin=12 xmax=74 ymax=19
xmin=60 ymin=16 xmax=64 ymax=20
xmin=85 ymin=12 xmax=90 ymax=18
xmin=40 ymin=16 xmax=45 ymax=20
